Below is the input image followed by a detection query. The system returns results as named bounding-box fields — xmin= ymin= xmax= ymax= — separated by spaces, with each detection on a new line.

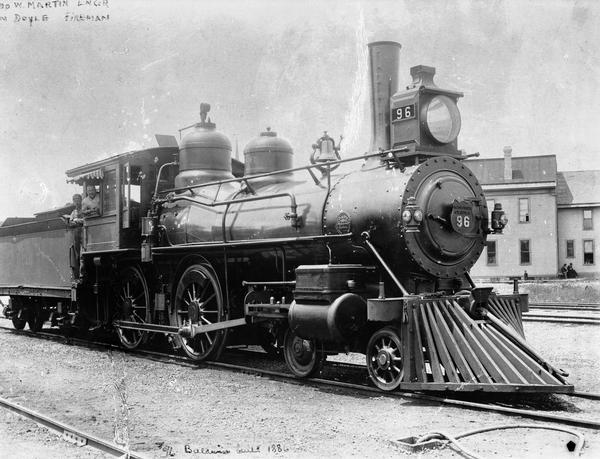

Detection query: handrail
xmin=157 ymin=149 xmax=401 ymax=196
xmin=162 ymin=191 xmax=301 ymax=231
xmin=151 ymin=232 xmax=353 ymax=251
xmin=361 ymin=231 xmax=410 ymax=296
xmin=153 ymin=160 xmax=178 ymax=199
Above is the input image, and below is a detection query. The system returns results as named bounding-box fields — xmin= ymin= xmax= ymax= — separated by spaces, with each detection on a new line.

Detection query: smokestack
xmin=503 ymin=146 xmax=512 ymax=180
xmin=368 ymin=41 xmax=401 ymax=151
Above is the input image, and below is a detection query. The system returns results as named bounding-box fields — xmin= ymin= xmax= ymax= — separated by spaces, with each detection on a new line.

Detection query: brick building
xmin=467 ymin=148 xmax=599 ymax=279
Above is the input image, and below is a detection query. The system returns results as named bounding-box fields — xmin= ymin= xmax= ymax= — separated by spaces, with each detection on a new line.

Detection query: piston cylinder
xmin=289 ymin=264 xmax=368 ymax=342
xmin=288 ymin=293 xmax=367 ymax=343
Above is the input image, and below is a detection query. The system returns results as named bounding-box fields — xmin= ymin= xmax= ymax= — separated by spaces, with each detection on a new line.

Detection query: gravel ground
xmin=525 ymin=322 xmax=600 ymax=394
xmin=0 ymin=320 xmax=599 ymax=459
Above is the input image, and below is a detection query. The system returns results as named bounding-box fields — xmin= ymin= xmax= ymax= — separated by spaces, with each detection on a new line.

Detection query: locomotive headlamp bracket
xmin=491 ymin=203 xmax=508 ymax=234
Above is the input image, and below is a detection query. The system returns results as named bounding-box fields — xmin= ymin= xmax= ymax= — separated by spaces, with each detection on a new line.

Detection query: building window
xmin=520 ymin=239 xmax=531 ymax=264
xmin=566 ymin=240 xmax=575 ymax=258
xmin=584 ymin=240 xmax=594 ymax=265
xmin=486 ymin=240 xmax=497 ymax=265
xmin=519 ymin=198 xmax=530 ymax=223
xmin=583 ymin=209 xmax=593 ymax=230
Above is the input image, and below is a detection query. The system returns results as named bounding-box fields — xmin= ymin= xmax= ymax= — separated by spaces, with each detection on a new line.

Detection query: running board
xmin=397 ymin=297 xmax=573 ymax=393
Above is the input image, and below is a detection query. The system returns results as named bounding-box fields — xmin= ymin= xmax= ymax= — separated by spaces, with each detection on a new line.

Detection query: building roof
xmin=556 ymin=170 xmax=600 ymax=207
xmin=466 ymin=155 xmax=556 ymax=185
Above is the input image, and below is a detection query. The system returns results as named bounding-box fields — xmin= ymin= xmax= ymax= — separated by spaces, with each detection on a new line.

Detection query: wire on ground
xmin=398 ymin=424 xmax=584 ymax=458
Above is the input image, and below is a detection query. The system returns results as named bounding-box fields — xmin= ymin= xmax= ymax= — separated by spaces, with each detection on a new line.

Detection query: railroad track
xmin=529 ymin=302 xmax=600 ymax=313
xmin=0 ymin=395 xmax=145 ymax=458
xmin=529 ymin=302 xmax=599 ymax=309
xmin=522 ymin=314 xmax=600 ymax=325
xmin=525 ymin=302 xmax=600 ymax=324
xmin=2 ymin=324 xmax=600 ymax=432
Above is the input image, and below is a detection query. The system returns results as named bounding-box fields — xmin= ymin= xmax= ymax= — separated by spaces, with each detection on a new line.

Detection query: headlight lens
xmin=401 ymin=210 xmax=412 ymax=223
xmin=413 ymin=209 xmax=424 ymax=222
xmin=500 ymin=214 xmax=508 ymax=225
xmin=425 ymin=95 xmax=461 ymax=144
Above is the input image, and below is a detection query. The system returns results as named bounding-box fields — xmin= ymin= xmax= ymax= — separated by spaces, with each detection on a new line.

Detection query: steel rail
xmin=522 ymin=317 xmax=600 ymax=325
xmin=529 ymin=302 xmax=600 ymax=309
xmin=524 ymin=313 xmax=600 ymax=321
xmin=1 ymin=324 xmax=599 ymax=431
xmin=529 ymin=306 xmax=600 ymax=312
xmin=233 ymin=348 xmax=600 ymax=402
xmin=0 ymin=395 xmax=146 ymax=458
xmin=188 ymin=361 xmax=600 ymax=430
xmin=572 ymin=391 xmax=600 ymax=401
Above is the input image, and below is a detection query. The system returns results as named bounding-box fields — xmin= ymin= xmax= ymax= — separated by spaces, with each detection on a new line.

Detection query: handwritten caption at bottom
xmin=157 ymin=442 xmax=290 ymax=457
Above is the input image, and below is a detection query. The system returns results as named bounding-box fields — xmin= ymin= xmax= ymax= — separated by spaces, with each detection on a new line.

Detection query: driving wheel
xmin=172 ymin=264 xmax=227 ymax=361
xmin=115 ymin=265 xmax=150 ymax=350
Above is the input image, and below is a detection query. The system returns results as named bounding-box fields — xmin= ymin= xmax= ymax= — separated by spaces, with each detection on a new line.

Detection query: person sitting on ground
xmin=567 ymin=263 xmax=578 ymax=278
xmin=560 ymin=263 xmax=567 ymax=279
xmin=81 ymin=185 xmax=101 ymax=217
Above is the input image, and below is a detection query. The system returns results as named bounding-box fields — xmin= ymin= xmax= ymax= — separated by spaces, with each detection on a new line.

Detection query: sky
xmin=1 ymin=0 xmax=599 ymax=220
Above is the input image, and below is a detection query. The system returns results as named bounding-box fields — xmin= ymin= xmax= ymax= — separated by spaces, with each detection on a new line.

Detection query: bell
xmin=313 ymin=132 xmax=339 ymax=162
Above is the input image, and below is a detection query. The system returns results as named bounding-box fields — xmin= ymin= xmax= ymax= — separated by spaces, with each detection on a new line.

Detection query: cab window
xmin=102 ymin=170 xmax=117 ymax=214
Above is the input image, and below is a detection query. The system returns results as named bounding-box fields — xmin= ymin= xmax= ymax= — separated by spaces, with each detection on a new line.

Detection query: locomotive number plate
xmin=450 ymin=200 xmax=477 ymax=237
xmin=391 ymin=104 xmax=416 ymax=122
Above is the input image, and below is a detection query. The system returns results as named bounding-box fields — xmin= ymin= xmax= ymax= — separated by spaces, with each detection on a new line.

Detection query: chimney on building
xmin=503 ymin=146 xmax=512 ymax=180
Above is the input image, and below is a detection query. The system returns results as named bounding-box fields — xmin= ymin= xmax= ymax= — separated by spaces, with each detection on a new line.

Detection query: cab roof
xmin=65 ymin=147 xmax=178 ymax=184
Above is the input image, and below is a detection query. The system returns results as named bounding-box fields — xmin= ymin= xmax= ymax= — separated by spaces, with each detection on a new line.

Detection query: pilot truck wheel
xmin=283 ymin=328 xmax=324 ymax=378
xmin=366 ymin=326 xmax=404 ymax=391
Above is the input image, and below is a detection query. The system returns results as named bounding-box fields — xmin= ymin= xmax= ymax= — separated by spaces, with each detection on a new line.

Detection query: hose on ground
xmin=410 ymin=424 xmax=584 ymax=458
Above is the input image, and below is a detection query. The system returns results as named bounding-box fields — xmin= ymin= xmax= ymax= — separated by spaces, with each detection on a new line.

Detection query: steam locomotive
xmin=0 ymin=41 xmax=573 ymax=393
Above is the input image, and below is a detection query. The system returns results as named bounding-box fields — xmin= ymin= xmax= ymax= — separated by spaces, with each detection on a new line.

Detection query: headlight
xmin=413 ymin=209 xmax=424 ymax=222
xmin=424 ymin=95 xmax=461 ymax=144
xmin=401 ymin=210 xmax=412 ymax=223
xmin=500 ymin=214 xmax=508 ymax=225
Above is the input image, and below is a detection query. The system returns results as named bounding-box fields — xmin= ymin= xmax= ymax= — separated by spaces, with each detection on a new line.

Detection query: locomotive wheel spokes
xmin=174 ymin=264 xmax=226 ymax=361
xmin=366 ymin=326 xmax=404 ymax=391
xmin=283 ymin=329 xmax=323 ymax=377
xmin=115 ymin=265 xmax=150 ymax=350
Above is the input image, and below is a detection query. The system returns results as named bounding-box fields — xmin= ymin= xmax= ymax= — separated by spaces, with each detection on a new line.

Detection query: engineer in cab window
xmin=82 ymin=185 xmax=101 ymax=217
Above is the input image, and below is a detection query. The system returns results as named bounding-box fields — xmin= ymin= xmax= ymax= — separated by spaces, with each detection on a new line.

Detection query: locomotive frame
xmin=0 ymin=41 xmax=573 ymax=394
